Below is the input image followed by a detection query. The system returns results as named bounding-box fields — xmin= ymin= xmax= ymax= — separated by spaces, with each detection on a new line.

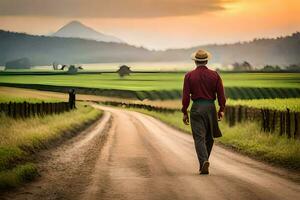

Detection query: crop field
xmin=1 ymin=86 xmax=299 ymax=112
xmin=0 ymin=72 xmax=299 ymax=100
xmin=128 ymin=98 xmax=300 ymax=112
xmin=0 ymin=73 xmax=299 ymax=90
xmin=225 ymin=98 xmax=300 ymax=112
xmin=0 ymin=94 xmax=60 ymax=103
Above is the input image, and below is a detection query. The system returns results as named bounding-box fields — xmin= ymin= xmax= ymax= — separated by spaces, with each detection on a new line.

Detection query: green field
xmin=0 ymin=73 xmax=299 ymax=90
xmin=0 ymin=72 xmax=299 ymax=100
xmin=0 ymin=96 xmax=60 ymax=103
xmin=123 ymin=98 xmax=300 ymax=112
xmin=226 ymin=98 xmax=300 ymax=112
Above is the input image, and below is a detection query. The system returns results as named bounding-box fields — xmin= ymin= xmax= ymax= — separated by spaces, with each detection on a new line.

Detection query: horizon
xmin=0 ymin=0 xmax=299 ymax=50
xmin=1 ymin=26 xmax=299 ymax=52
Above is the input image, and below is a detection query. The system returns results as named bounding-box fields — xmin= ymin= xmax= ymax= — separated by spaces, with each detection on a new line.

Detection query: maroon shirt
xmin=181 ymin=66 xmax=226 ymax=115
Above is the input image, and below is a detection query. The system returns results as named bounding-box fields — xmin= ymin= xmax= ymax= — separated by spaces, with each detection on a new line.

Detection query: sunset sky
xmin=0 ymin=0 xmax=299 ymax=50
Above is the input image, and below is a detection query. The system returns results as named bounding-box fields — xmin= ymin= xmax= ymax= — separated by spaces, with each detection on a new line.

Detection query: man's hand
xmin=183 ymin=114 xmax=190 ymax=125
xmin=218 ymin=111 xmax=224 ymax=121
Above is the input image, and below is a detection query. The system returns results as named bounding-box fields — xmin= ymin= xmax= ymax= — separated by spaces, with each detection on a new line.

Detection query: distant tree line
xmin=218 ymin=61 xmax=300 ymax=72
xmin=0 ymin=30 xmax=299 ymax=66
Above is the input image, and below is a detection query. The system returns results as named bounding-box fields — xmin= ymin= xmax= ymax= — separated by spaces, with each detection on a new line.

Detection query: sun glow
xmin=0 ymin=0 xmax=299 ymax=49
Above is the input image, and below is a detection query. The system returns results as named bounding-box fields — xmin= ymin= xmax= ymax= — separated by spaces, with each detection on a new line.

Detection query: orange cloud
xmin=0 ymin=0 xmax=299 ymax=49
xmin=0 ymin=0 xmax=235 ymax=18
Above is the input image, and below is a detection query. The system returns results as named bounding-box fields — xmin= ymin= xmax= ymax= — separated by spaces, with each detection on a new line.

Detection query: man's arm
xmin=216 ymin=74 xmax=226 ymax=120
xmin=182 ymin=74 xmax=191 ymax=125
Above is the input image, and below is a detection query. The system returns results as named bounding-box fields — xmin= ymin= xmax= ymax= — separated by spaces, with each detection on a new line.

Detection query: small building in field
xmin=117 ymin=65 xmax=132 ymax=77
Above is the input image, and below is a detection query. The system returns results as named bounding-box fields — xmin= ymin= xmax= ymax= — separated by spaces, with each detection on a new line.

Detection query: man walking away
xmin=182 ymin=49 xmax=226 ymax=175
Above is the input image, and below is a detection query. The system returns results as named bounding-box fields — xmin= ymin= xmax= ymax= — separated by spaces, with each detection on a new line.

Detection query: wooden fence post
xmin=24 ymin=101 xmax=28 ymax=118
xmin=41 ymin=102 xmax=45 ymax=115
xmin=31 ymin=103 xmax=36 ymax=116
xmin=271 ymin=111 xmax=276 ymax=133
xmin=8 ymin=102 xmax=11 ymax=117
xmin=294 ymin=113 xmax=300 ymax=139
xmin=237 ymin=106 xmax=242 ymax=123
xmin=47 ymin=103 xmax=51 ymax=114
xmin=228 ymin=107 xmax=236 ymax=127
xmin=286 ymin=109 xmax=291 ymax=138
xmin=280 ymin=112 xmax=284 ymax=136
xmin=13 ymin=102 xmax=17 ymax=118
xmin=266 ymin=109 xmax=271 ymax=132
xmin=225 ymin=107 xmax=229 ymax=123
xmin=261 ymin=109 xmax=266 ymax=132
xmin=244 ymin=107 xmax=248 ymax=120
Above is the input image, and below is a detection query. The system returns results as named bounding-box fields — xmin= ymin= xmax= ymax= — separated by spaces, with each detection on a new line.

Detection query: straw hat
xmin=191 ymin=49 xmax=211 ymax=62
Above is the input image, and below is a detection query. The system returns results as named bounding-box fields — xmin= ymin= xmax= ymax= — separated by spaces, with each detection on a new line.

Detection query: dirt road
xmin=3 ymin=105 xmax=300 ymax=200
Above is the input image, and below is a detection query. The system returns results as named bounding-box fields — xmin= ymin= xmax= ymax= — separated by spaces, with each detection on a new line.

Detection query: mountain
xmin=52 ymin=21 xmax=123 ymax=43
xmin=0 ymin=30 xmax=153 ymax=66
xmin=0 ymin=30 xmax=299 ymax=67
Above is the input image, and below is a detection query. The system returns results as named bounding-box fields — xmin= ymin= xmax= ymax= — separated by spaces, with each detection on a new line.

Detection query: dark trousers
xmin=190 ymin=103 xmax=215 ymax=170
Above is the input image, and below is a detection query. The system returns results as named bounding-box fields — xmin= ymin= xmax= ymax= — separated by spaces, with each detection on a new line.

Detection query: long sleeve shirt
xmin=181 ymin=66 xmax=226 ymax=115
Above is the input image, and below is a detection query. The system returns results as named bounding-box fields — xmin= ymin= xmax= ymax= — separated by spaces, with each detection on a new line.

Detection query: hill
xmin=5 ymin=57 xmax=31 ymax=70
xmin=160 ymin=32 xmax=300 ymax=66
xmin=0 ymin=30 xmax=153 ymax=66
xmin=52 ymin=21 xmax=123 ymax=43
xmin=0 ymin=30 xmax=299 ymax=67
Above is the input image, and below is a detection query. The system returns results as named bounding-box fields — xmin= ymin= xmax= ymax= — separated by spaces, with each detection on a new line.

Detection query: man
xmin=182 ymin=49 xmax=226 ymax=175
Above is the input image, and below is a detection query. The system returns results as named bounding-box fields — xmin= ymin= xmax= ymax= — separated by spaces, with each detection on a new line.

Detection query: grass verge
xmin=0 ymin=104 xmax=102 ymax=190
xmin=128 ymin=108 xmax=300 ymax=170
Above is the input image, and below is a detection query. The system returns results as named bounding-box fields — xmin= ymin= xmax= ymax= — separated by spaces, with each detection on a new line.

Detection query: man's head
xmin=191 ymin=49 xmax=211 ymax=67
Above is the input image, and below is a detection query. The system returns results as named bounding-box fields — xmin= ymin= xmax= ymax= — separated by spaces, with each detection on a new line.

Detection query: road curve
xmin=2 ymin=105 xmax=300 ymax=200
xmin=83 ymin=105 xmax=300 ymax=200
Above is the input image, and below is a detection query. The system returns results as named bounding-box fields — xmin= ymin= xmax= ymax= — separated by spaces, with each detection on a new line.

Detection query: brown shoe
xmin=200 ymin=161 xmax=209 ymax=175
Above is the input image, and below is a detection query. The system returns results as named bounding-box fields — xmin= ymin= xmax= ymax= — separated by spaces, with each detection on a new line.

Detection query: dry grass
xmin=0 ymin=105 xmax=101 ymax=148
xmin=0 ymin=103 xmax=102 ymax=189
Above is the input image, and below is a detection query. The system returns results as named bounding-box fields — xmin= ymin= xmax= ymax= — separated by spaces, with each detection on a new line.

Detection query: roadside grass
xmin=0 ymin=104 xmax=102 ymax=189
xmin=127 ymin=108 xmax=300 ymax=170
xmin=0 ymin=163 xmax=38 ymax=189
xmin=218 ymin=122 xmax=300 ymax=169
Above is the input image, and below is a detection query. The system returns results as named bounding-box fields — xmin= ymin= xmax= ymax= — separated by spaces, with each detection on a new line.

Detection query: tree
xmin=117 ymin=65 xmax=132 ymax=77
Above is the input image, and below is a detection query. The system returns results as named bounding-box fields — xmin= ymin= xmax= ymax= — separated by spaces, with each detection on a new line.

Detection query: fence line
xmin=97 ymin=101 xmax=178 ymax=113
xmin=224 ymin=106 xmax=300 ymax=139
xmin=92 ymin=100 xmax=300 ymax=139
xmin=0 ymin=101 xmax=73 ymax=118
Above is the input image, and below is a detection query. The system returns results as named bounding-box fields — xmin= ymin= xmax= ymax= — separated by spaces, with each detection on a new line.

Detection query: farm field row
xmin=119 ymin=98 xmax=300 ymax=112
xmin=1 ymin=86 xmax=299 ymax=112
xmin=0 ymin=73 xmax=299 ymax=90
xmin=0 ymin=95 xmax=60 ymax=103
xmin=1 ymin=73 xmax=299 ymax=100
